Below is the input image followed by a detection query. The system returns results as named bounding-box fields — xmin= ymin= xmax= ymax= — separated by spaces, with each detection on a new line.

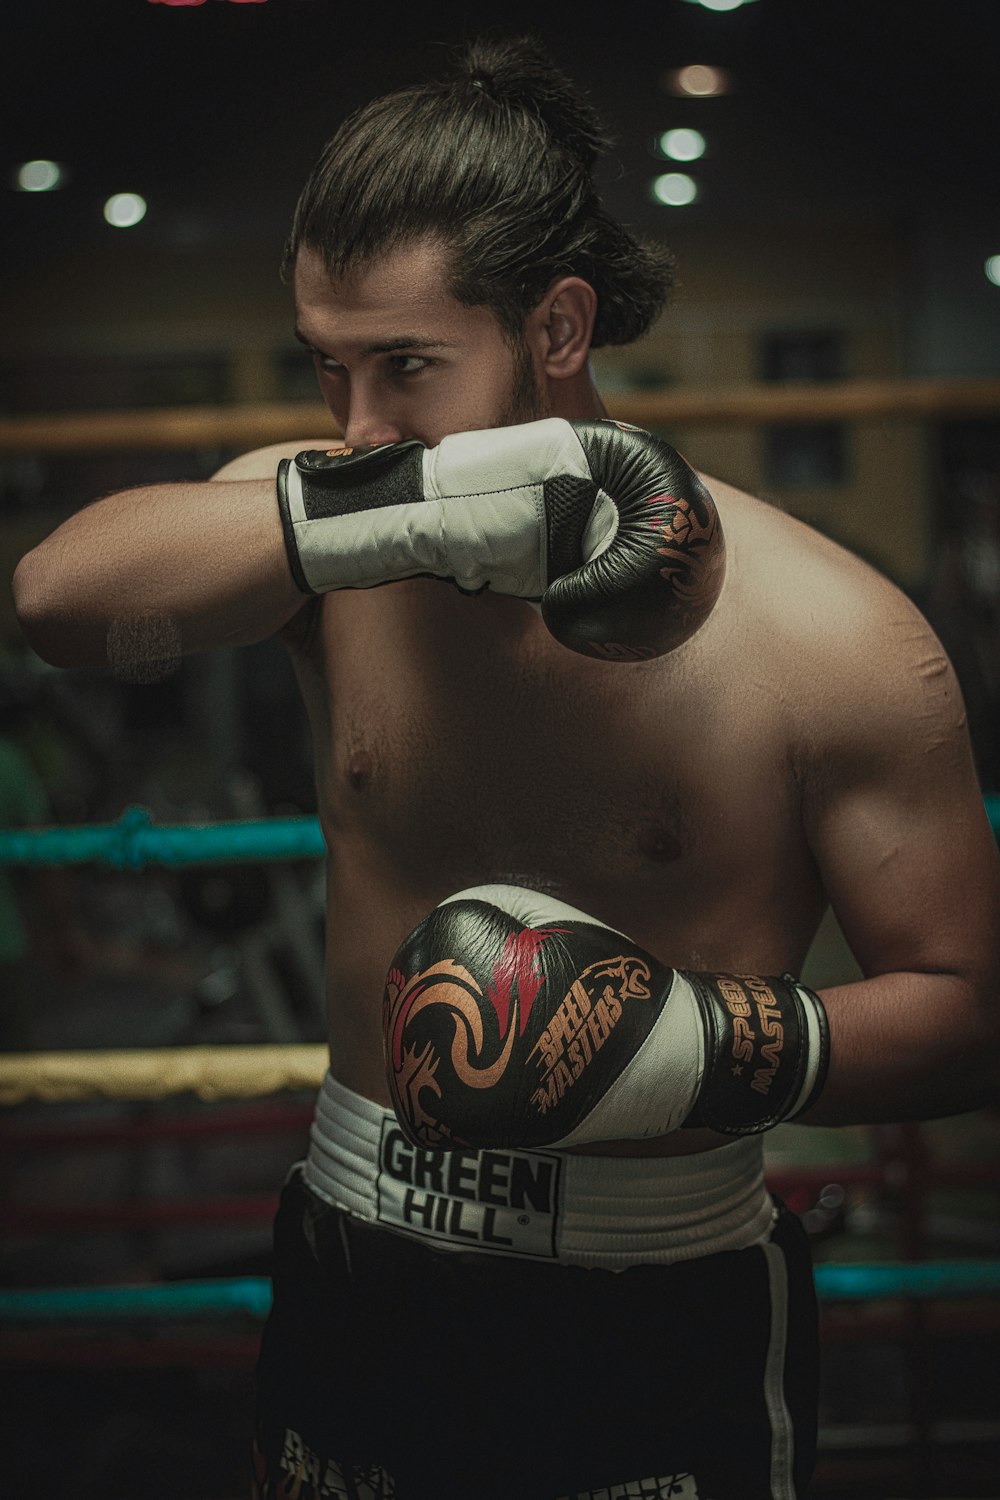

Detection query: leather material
xmin=276 ymin=419 xmax=726 ymax=659
xmin=543 ymin=420 xmax=727 ymax=661
xmin=679 ymin=972 xmax=830 ymax=1133
xmin=382 ymin=884 xmax=829 ymax=1152
xmin=382 ymin=894 xmax=680 ymax=1151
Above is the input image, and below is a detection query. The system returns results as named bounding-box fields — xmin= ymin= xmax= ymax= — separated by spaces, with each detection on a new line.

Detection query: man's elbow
xmin=11 ymin=550 xmax=56 ymax=656
xmin=11 ymin=550 xmax=101 ymax=669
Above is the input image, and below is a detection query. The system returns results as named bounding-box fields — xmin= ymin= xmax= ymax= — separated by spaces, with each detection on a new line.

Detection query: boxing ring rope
xmin=3 ymin=1099 xmax=314 ymax=1149
xmin=0 ymin=1044 xmax=326 ymax=1105
xmin=0 ymin=797 xmax=997 ymax=872
xmin=0 ymin=803 xmax=326 ymax=870
xmin=2 ymin=1259 xmax=999 ymax=1326
xmin=1 ymin=377 xmax=999 ymax=456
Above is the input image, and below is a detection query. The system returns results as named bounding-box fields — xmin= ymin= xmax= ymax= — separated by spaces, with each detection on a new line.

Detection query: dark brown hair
xmin=281 ymin=37 xmax=674 ymax=347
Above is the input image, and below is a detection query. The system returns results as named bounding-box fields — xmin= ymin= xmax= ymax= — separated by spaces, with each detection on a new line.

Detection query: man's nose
xmin=341 ymin=392 xmax=405 ymax=449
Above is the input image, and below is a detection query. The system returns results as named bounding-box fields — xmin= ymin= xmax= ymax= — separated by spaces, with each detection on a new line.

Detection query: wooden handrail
xmin=617 ymin=377 xmax=1000 ymax=428
xmin=1 ymin=378 xmax=998 ymax=454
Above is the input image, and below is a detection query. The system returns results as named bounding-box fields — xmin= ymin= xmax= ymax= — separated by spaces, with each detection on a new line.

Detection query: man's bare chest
xmin=295 ymin=586 xmax=811 ymax=928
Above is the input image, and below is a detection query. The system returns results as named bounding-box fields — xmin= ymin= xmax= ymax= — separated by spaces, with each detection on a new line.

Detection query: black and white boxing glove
xmin=382 ymin=885 xmax=829 ymax=1151
xmin=276 ymin=418 xmax=725 ymax=661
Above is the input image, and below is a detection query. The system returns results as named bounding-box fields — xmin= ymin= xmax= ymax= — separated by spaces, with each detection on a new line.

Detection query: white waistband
xmin=303 ymin=1073 xmax=774 ymax=1269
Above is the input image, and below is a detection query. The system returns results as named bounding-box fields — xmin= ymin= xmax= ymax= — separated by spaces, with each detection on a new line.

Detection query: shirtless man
xmin=12 ymin=37 xmax=1000 ymax=1500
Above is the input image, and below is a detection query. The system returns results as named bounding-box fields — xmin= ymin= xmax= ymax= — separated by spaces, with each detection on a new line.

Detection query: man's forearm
xmin=800 ymin=970 xmax=1000 ymax=1125
xmin=12 ymin=478 xmax=303 ymax=674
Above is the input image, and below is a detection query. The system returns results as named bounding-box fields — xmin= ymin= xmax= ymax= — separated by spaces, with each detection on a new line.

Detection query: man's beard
xmin=496 ymin=336 xmax=547 ymax=427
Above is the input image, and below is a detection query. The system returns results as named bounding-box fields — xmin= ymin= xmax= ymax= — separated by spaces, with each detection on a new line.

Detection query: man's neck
xmin=549 ymin=367 xmax=609 ymax=422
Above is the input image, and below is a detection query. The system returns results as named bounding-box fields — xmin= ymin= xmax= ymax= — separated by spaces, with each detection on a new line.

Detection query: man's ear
xmin=529 ymin=277 xmax=597 ymax=380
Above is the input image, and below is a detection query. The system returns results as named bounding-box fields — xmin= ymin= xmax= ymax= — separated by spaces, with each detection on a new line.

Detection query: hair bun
xmin=456 ymin=37 xmax=611 ymax=173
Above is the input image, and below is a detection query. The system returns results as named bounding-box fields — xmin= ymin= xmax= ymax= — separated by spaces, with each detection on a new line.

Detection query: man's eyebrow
xmin=293 ymin=328 xmax=457 ymax=356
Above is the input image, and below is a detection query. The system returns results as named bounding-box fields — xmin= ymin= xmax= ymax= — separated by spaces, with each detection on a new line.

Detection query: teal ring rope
xmin=0 ymin=804 xmax=325 ymax=869
xmin=0 ymin=799 xmax=997 ymax=869
xmin=1 ymin=1261 xmax=1000 ymax=1323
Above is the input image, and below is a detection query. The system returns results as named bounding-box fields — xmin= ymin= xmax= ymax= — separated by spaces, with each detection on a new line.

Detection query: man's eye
xmin=391 ymin=355 xmax=430 ymax=375
xmin=316 ymin=356 xmax=345 ymax=374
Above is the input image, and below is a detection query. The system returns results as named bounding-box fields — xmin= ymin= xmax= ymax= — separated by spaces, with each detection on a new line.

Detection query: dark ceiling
xmin=2 ymin=0 xmax=998 ymax=268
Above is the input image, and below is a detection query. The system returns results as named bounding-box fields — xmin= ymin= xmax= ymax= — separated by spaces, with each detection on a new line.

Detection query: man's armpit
xmin=278 ymin=595 xmax=322 ymax=656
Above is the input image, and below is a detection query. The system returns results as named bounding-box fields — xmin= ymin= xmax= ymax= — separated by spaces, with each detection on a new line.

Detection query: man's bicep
xmin=805 ymin=663 xmax=1000 ymax=990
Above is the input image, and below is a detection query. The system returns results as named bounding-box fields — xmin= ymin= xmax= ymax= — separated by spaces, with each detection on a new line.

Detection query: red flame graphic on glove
xmin=486 ymin=926 xmax=554 ymax=1037
xmin=384 ymin=925 xmax=568 ymax=1145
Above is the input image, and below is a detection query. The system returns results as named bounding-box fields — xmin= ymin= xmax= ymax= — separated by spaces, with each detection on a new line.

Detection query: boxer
xmin=13 ymin=34 xmax=999 ymax=1500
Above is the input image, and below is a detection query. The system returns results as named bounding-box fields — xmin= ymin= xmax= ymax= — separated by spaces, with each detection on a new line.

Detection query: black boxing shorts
xmin=252 ymin=1077 xmax=819 ymax=1500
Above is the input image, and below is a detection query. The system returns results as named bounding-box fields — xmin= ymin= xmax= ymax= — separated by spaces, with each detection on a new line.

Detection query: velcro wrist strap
xmin=276 ymin=456 xmax=313 ymax=595
xmin=276 ymin=443 xmax=426 ymax=594
xmin=277 ymin=438 xmax=555 ymax=597
xmin=680 ymin=972 xmax=829 ymax=1134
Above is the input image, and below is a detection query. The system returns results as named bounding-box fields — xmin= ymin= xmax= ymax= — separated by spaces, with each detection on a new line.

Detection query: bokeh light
xmin=659 ymin=128 xmax=706 ymax=161
xmin=683 ymin=0 xmax=758 ymax=11
xmin=103 ymin=193 xmax=148 ymax=228
xmin=666 ymin=65 xmax=730 ymax=98
xmin=16 ymin=160 xmax=64 ymax=193
xmin=651 ymin=172 xmax=699 ymax=206
xmin=985 ymin=255 xmax=1000 ymax=287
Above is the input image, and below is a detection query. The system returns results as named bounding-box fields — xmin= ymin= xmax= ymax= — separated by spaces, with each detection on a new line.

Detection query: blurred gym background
xmin=1 ymin=2 xmax=998 ymax=1496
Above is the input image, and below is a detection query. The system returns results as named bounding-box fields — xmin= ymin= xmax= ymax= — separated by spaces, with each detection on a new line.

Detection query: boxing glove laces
xmin=382 ymin=885 xmax=830 ymax=1151
xmin=276 ymin=418 xmax=725 ymax=661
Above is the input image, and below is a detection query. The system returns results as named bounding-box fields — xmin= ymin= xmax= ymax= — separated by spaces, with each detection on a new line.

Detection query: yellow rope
xmin=0 ymin=1045 xmax=328 ymax=1105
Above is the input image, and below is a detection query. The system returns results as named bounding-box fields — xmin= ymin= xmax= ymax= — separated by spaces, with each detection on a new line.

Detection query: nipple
xmin=637 ymin=823 xmax=683 ymax=864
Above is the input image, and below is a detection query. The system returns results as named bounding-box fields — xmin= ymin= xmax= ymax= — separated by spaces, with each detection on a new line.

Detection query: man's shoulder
xmin=706 ymin=472 xmax=919 ymax=647
xmin=210 ymin=440 xmax=335 ymax=482
xmin=705 ymin=472 xmax=958 ymax=747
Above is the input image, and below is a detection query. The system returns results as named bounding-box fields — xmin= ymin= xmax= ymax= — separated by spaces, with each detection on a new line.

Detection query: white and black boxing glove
xmin=382 ymin=885 xmax=829 ymax=1151
xmin=276 ymin=418 xmax=725 ymax=661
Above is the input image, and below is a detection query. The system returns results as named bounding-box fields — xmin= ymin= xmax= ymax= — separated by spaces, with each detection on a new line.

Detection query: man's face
xmin=293 ymin=240 xmax=546 ymax=449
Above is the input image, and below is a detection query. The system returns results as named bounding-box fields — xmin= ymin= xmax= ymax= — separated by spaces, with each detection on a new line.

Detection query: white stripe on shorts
xmin=762 ymin=1240 xmax=796 ymax=1499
